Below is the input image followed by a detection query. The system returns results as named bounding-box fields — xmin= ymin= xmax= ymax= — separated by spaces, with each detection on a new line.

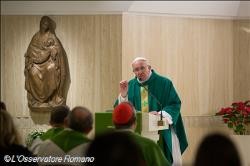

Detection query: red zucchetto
xmin=113 ymin=103 xmax=134 ymax=124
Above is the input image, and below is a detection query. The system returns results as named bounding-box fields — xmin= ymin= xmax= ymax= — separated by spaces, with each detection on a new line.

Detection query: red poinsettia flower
xmin=223 ymin=119 xmax=229 ymax=123
xmin=232 ymin=102 xmax=245 ymax=111
xmin=216 ymin=100 xmax=250 ymax=135
xmin=246 ymin=107 xmax=250 ymax=113
xmin=216 ymin=107 xmax=232 ymax=115
xmin=242 ymin=110 xmax=248 ymax=116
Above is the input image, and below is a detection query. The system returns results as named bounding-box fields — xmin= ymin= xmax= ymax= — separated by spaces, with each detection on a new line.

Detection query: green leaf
xmin=228 ymin=122 xmax=233 ymax=128
xmin=230 ymin=116 xmax=236 ymax=122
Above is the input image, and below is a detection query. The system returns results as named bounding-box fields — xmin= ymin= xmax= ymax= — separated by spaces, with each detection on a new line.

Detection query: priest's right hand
xmin=119 ymin=80 xmax=128 ymax=97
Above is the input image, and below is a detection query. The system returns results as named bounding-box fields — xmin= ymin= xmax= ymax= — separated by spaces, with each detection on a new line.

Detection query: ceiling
xmin=1 ymin=1 xmax=250 ymax=19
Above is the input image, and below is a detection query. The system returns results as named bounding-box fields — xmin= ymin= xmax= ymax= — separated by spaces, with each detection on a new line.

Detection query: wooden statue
xmin=24 ymin=16 xmax=70 ymax=111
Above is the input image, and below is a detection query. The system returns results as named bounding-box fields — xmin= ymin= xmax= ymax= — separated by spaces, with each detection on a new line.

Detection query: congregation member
xmin=38 ymin=106 xmax=93 ymax=165
xmin=112 ymin=102 xmax=170 ymax=166
xmin=86 ymin=131 xmax=146 ymax=166
xmin=0 ymin=108 xmax=37 ymax=166
xmin=29 ymin=105 xmax=70 ymax=154
xmin=194 ymin=133 xmax=241 ymax=166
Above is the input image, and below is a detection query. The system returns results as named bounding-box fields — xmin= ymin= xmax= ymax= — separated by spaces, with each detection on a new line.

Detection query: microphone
xmin=140 ymin=83 xmax=165 ymax=126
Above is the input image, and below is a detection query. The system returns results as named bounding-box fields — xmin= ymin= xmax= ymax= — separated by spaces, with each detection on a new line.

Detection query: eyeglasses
xmin=133 ymin=66 xmax=147 ymax=73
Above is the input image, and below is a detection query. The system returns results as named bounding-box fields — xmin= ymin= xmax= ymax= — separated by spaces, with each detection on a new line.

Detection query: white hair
xmin=131 ymin=57 xmax=148 ymax=66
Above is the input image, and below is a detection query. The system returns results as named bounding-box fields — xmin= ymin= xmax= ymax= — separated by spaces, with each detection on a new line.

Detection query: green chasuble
xmin=115 ymin=70 xmax=188 ymax=163
xmin=51 ymin=129 xmax=90 ymax=153
xmin=40 ymin=127 xmax=64 ymax=141
xmin=126 ymin=131 xmax=170 ymax=166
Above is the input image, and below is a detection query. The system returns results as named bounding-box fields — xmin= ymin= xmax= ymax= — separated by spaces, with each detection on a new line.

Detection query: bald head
xmin=68 ymin=106 xmax=93 ymax=134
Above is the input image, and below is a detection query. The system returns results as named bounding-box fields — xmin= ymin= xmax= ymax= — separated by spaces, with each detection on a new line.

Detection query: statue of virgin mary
xmin=24 ymin=16 xmax=70 ymax=111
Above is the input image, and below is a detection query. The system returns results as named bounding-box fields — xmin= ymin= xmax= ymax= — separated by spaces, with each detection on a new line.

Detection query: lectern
xmin=95 ymin=112 xmax=168 ymax=142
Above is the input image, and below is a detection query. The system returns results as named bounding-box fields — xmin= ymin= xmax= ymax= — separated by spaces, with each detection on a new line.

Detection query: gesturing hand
xmin=119 ymin=80 xmax=128 ymax=97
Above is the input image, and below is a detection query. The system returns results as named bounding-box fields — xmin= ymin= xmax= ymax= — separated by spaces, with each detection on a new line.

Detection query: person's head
xmin=194 ymin=133 xmax=241 ymax=166
xmin=67 ymin=106 xmax=93 ymax=134
xmin=112 ymin=102 xmax=136 ymax=130
xmin=40 ymin=16 xmax=56 ymax=33
xmin=132 ymin=57 xmax=151 ymax=82
xmin=46 ymin=38 xmax=55 ymax=47
xmin=86 ymin=131 xmax=145 ymax=166
xmin=0 ymin=110 xmax=21 ymax=148
xmin=49 ymin=105 xmax=70 ymax=127
xmin=0 ymin=101 xmax=6 ymax=111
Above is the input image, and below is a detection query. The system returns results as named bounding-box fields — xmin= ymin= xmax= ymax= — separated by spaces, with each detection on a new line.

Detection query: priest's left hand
xmin=158 ymin=110 xmax=173 ymax=125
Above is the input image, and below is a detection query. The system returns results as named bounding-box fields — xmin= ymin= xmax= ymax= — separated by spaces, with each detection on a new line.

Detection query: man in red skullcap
xmin=113 ymin=102 xmax=170 ymax=166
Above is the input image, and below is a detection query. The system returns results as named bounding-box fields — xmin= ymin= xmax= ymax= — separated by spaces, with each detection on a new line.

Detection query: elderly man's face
xmin=132 ymin=60 xmax=151 ymax=81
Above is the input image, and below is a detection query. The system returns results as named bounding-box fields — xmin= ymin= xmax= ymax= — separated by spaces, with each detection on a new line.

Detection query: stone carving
xmin=24 ymin=16 xmax=70 ymax=111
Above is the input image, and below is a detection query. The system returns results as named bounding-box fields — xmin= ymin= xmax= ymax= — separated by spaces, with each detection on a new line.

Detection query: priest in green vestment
xmin=29 ymin=105 xmax=70 ymax=154
xmin=114 ymin=57 xmax=188 ymax=164
xmin=37 ymin=106 xmax=93 ymax=165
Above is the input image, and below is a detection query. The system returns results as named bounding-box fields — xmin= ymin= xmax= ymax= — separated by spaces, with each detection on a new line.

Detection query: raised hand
xmin=119 ymin=80 xmax=128 ymax=97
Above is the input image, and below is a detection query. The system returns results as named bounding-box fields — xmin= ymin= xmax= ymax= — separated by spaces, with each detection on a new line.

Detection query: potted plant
xmin=25 ymin=129 xmax=45 ymax=148
xmin=216 ymin=100 xmax=250 ymax=135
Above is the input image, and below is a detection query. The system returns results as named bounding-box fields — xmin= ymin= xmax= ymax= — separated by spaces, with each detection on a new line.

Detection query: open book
xmin=142 ymin=113 xmax=169 ymax=132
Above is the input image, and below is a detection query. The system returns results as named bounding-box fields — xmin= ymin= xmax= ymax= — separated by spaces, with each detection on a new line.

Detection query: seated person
xmin=38 ymin=106 xmax=93 ymax=165
xmin=112 ymin=102 xmax=170 ymax=166
xmin=29 ymin=105 xmax=70 ymax=154
xmin=86 ymin=131 xmax=146 ymax=166
xmin=0 ymin=109 xmax=37 ymax=166
xmin=194 ymin=133 xmax=241 ymax=166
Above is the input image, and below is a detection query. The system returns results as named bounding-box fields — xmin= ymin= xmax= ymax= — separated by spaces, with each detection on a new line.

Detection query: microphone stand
xmin=141 ymin=84 xmax=164 ymax=126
